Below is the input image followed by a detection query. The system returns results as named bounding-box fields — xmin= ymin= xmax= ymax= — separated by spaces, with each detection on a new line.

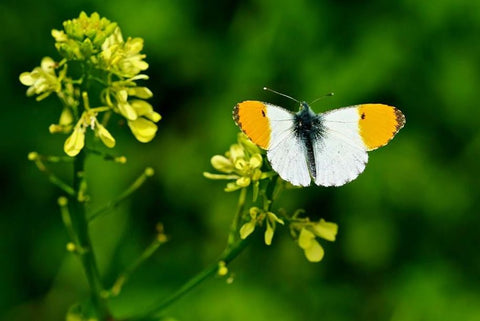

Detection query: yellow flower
xmin=265 ymin=211 xmax=284 ymax=245
xmin=49 ymin=107 xmax=74 ymax=134
xmin=127 ymin=100 xmax=161 ymax=143
xmin=115 ymin=89 xmax=137 ymax=120
xmin=21 ymin=12 xmax=159 ymax=154
xmin=290 ymin=218 xmax=338 ymax=262
xmin=204 ymin=133 xmax=273 ymax=193
xmin=52 ymin=12 xmax=117 ymax=60
xmin=311 ymin=219 xmax=338 ymax=242
xmin=100 ymin=27 xmax=148 ymax=77
xmin=239 ymin=207 xmax=284 ymax=245
xmin=19 ymin=57 xmax=61 ymax=100
xmin=298 ymin=228 xmax=325 ymax=262
xmin=103 ymin=82 xmax=161 ymax=143
xmin=64 ymin=121 xmax=85 ymax=157
xmin=64 ymin=110 xmax=116 ymax=156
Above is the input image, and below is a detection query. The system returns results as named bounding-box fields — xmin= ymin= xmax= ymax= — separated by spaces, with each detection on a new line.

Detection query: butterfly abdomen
xmin=293 ymin=103 xmax=326 ymax=179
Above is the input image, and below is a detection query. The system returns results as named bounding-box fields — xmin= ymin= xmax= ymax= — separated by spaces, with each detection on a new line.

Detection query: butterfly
xmin=233 ymin=90 xmax=405 ymax=187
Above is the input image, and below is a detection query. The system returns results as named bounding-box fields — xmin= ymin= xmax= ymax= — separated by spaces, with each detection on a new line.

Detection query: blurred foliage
xmin=2 ymin=0 xmax=480 ymax=320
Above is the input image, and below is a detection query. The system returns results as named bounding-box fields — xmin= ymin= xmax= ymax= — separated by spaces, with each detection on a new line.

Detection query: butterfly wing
xmin=234 ymin=101 xmax=311 ymax=186
xmin=313 ymin=104 xmax=405 ymax=186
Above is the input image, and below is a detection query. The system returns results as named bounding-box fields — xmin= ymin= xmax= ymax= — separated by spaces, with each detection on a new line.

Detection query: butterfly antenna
xmin=310 ymin=92 xmax=334 ymax=105
xmin=263 ymin=87 xmax=300 ymax=103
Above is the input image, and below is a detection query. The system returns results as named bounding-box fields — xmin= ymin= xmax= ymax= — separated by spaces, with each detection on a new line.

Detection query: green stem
xmin=227 ymin=187 xmax=247 ymax=248
xmin=58 ymin=197 xmax=79 ymax=246
xmin=109 ymin=235 xmax=167 ymax=297
xmin=135 ymin=237 xmax=251 ymax=320
xmin=70 ymin=150 xmax=111 ymax=319
xmin=29 ymin=153 xmax=75 ymax=196
xmin=88 ymin=167 xmax=154 ymax=222
xmin=131 ymin=187 xmax=252 ymax=320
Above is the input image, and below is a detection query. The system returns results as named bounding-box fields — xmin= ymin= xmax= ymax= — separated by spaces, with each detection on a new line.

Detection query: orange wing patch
xmin=358 ymin=104 xmax=405 ymax=150
xmin=233 ymin=101 xmax=271 ymax=149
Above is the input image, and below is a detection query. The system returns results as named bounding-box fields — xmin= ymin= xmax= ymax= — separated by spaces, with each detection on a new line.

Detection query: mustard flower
xmin=127 ymin=100 xmax=161 ymax=142
xmin=104 ymin=81 xmax=160 ymax=143
xmin=290 ymin=218 xmax=338 ymax=262
xmin=19 ymin=57 xmax=61 ymax=100
xmin=49 ymin=107 xmax=74 ymax=134
xmin=52 ymin=11 xmax=117 ymax=59
xmin=239 ymin=207 xmax=284 ymax=245
xmin=204 ymin=133 xmax=273 ymax=193
xmin=20 ymin=12 xmax=161 ymax=156
xmin=100 ymin=27 xmax=148 ymax=78
xmin=64 ymin=109 xmax=115 ymax=157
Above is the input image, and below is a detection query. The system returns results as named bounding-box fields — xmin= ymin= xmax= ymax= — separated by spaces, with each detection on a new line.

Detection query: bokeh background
xmin=1 ymin=0 xmax=480 ymax=320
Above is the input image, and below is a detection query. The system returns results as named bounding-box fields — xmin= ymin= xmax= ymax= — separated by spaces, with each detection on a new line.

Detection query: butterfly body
xmin=233 ymin=100 xmax=405 ymax=187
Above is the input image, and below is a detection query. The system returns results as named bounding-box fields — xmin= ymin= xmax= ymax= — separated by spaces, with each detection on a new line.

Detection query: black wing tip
xmin=232 ymin=103 xmax=241 ymax=125
xmin=393 ymin=107 xmax=406 ymax=131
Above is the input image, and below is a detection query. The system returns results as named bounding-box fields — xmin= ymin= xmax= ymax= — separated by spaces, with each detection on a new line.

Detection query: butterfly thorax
xmin=294 ymin=103 xmax=324 ymax=140
xmin=293 ymin=102 xmax=325 ymax=178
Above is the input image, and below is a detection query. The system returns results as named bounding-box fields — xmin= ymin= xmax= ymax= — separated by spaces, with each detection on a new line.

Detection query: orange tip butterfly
xmin=233 ymin=89 xmax=405 ymax=187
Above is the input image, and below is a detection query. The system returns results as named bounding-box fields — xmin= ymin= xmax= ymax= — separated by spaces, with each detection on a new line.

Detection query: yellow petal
xmin=147 ymin=111 xmax=161 ymax=122
xmin=96 ymin=123 xmax=115 ymax=148
xmin=264 ymin=220 xmax=274 ymax=246
xmin=49 ymin=124 xmax=72 ymax=134
xmin=229 ymin=144 xmax=245 ymax=160
xmin=19 ymin=72 xmax=34 ymax=86
xmin=267 ymin=212 xmax=284 ymax=225
xmin=203 ymin=172 xmax=239 ymax=180
xmin=128 ymin=118 xmax=157 ymax=143
xmin=126 ymin=37 xmax=144 ymax=53
xmin=298 ymin=228 xmax=315 ymax=249
xmin=129 ymin=100 xmax=161 ymax=122
xmin=59 ymin=108 xmax=73 ymax=126
xmin=234 ymin=158 xmax=248 ymax=171
xmin=118 ymin=102 xmax=137 ymax=120
xmin=249 ymin=207 xmax=260 ymax=219
xmin=252 ymin=168 xmax=263 ymax=181
xmin=235 ymin=176 xmax=251 ymax=187
xmin=40 ymin=57 xmax=56 ymax=71
xmin=240 ymin=222 xmax=256 ymax=239
xmin=249 ymin=154 xmax=263 ymax=169
xmin=130 ymin=99 xmax=152 ymax=115
xmin=128 ymin=87 xmax=153 ymax=99
xmin=304 ymin=240 xmax=325 ymax=262
xmin=211 ymin=155 xmax=234 ymax=173
xmin=51 ymin=29 xmax=68 ymax=42
xmin=116 ymin=89 xmax=128 ymax=103
xmin=225 ymin=182 xmax=242 ymax=192
xmin=312 ymin=219 xmax=338 ymax=242
xmin=238 ymin=133 xmax=261 ymax=154
xmin=64 ymin=126 xmax=85 ymax=157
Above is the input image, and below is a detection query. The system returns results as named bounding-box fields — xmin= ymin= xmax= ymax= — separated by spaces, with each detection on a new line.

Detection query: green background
xmin=1 ymin=0 xmax=480 ymax=320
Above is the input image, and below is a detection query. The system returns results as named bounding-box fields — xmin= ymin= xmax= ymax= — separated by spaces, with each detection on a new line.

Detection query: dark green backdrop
xmin=1 ymin=0 xmax=480 ymax=320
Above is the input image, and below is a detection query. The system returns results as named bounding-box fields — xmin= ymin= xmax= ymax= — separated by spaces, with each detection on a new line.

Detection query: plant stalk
xmin=71 ymin=150 xmax=111 ymax=319
xmin=135 ymin=237 xmax=251 ymax=320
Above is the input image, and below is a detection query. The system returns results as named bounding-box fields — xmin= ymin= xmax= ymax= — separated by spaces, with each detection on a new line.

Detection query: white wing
xmin=313 ymin=107 xmax=368 ymax=187
xmin=265 ymin=104 xmax=311 ymax=187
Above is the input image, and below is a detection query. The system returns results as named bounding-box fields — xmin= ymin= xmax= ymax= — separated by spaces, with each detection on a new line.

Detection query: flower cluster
xmin=19 ymin=12 xmax=160 ymax=157
xmin=205 ymin=132 xmax=339 ymax=263
xmin=289 ymin=217 xmax=338 ymax=262
xmin=239 ymin=207 xmax=284 ymax=245
xmin=203 ymin=133 xmax=273 ymax=194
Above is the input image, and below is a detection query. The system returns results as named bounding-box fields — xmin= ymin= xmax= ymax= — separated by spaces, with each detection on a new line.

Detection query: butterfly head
xmin=298 ymin=102 xmax=316 ymax=118
xmin=300 ymin=101 xmax=310 ymax=111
